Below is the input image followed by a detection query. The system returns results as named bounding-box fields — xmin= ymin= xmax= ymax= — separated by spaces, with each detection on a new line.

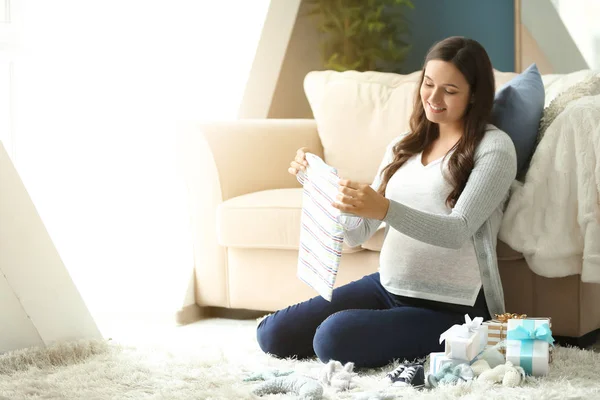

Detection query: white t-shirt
xmin=379 ymin=152 xmax=482 ymax=306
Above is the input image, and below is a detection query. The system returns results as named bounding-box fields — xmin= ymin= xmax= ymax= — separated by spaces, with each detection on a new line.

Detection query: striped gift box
xmin=483 ymin=320 xmax=507 ymax=348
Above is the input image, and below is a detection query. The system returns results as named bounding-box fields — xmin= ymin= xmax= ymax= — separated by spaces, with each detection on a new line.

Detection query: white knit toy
xmin=319 ymin=360 xmax=358 ymax=392
xmin=248 ymin=360 xmax=357 ymax=400
xmin=474 ymin=360 xmax=526 ymax=387
xmin=251 ymin=375 xmax=324 ymax=400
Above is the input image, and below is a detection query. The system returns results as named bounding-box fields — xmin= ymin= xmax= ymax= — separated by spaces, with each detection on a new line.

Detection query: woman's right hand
xmin=288 ymin=147 xmax=309 ymax=176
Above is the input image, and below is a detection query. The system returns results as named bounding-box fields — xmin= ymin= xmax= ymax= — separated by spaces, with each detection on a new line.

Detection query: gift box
xmin=428 ymin=352 xmax=464 ymax=376
xmin=505 ymin=318 xmax=555 ymax=376
xmin=483 ymin=315 xmax=553 ymax=363
xmin=482 ymin=320 xmax=506 ymax=349
xmin=439 ymin=314 xmax=488 ymax=362
xmin=483 ymin=313 xmax=528 ymax=352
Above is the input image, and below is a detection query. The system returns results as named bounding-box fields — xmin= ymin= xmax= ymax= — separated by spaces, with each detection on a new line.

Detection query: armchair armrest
xmin=182 ymin=119 xmax=323 ymax=202
xmin=176 ymin=119 xmax=322 ymax=307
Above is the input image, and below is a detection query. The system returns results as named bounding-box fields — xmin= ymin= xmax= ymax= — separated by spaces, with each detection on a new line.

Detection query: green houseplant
xmin=305 ymin=0 xmax=414 ymax=72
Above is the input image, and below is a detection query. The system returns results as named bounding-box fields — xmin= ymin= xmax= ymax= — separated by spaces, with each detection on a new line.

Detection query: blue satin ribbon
xmin=507 ymin=320 xmax=554 ymax=375
xmin=507 ymin=322 xmax=555 ymax=345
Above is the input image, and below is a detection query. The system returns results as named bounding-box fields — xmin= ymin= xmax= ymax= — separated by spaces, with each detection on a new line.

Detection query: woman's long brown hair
xmin=377 ymin=37 xmax=495 ymax=208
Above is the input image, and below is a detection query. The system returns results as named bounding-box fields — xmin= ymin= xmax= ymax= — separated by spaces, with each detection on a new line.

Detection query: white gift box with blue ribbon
xmin=505 ymin=318 xmax=555 ymax=376
xmin=439 ymin=314 xmax=488 ymax=362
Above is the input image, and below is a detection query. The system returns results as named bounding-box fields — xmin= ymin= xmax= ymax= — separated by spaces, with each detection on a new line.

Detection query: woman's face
xmin=420 ymin=60 xmax=471 ymax=128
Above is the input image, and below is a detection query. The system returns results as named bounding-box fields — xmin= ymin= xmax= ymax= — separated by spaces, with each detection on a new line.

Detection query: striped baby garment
xmin=295 ymin=153 xmax=350 ymax=301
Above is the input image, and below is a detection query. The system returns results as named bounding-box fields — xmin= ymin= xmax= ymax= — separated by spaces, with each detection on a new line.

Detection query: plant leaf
xmin=306 ymin=0 xmax=414 ymax=72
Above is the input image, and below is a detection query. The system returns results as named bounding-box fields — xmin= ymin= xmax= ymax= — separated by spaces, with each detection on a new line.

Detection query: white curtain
xmin=12 ymin=1 xmax=269 ymax=317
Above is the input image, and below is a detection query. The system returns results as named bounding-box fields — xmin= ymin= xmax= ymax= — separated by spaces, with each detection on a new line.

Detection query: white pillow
xmin=304 ymin=70 xmax=421 ymax=184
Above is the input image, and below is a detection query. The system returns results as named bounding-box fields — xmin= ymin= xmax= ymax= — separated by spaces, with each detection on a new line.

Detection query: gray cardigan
xmin=340 ymin=125 xmax=517 ymax=317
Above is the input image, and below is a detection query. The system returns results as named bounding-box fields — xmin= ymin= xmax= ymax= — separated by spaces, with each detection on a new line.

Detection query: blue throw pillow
xmin=491 ymin=64 xmax=545 ymax=177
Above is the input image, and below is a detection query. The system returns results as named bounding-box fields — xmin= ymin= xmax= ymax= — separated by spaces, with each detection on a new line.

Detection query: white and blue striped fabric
xmin=296 ymin=153 xmax=347 ymax=301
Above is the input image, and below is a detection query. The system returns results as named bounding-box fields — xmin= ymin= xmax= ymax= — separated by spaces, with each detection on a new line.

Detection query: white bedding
xmin=499 ymin=95 xmax=600 ymax=283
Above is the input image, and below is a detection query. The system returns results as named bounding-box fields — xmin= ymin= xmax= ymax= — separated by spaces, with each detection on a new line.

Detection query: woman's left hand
xmin=332 ymin=179 xmax=390 ymax=220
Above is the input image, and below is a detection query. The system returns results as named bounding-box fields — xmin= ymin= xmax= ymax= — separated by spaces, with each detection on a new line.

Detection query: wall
xmin=268 ymin=0 xmax=322 ymax=119
xmin=401 ymin=0 xmax=515 ymax=73
xmin=520 ymin=24 xmax=554 ymax=75
xmin=267 ymin=0 xmax=517 ymax=119
xmin=238 ymin=0 xmax=302 ymax=118
xmin=0 ymin=141 xmax=101 ymax=352
xmin=550 ymin=0 xmax=600 ymax=70
xmin=520 ymin=0 xmax=588 ymax=73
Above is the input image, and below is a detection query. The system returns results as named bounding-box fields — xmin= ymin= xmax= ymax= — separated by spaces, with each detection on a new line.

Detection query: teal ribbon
xmin=507 ymin=322 xmax=555 ymax=345
xmin=507 ymin=320 xmax=554 ymax=375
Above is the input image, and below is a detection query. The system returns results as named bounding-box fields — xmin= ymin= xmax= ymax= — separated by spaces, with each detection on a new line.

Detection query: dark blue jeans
xmin=256 ymin=273 xmax=490 ymax=368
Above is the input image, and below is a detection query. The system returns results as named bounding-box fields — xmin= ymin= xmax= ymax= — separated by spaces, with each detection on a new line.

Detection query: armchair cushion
xmin=217 ymin=188 xmax=363 ymax=254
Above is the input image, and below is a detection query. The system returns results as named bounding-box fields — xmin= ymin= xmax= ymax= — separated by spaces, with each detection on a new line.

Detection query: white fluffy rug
xmin=1 ymin=320 xmax=600 ymax=400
